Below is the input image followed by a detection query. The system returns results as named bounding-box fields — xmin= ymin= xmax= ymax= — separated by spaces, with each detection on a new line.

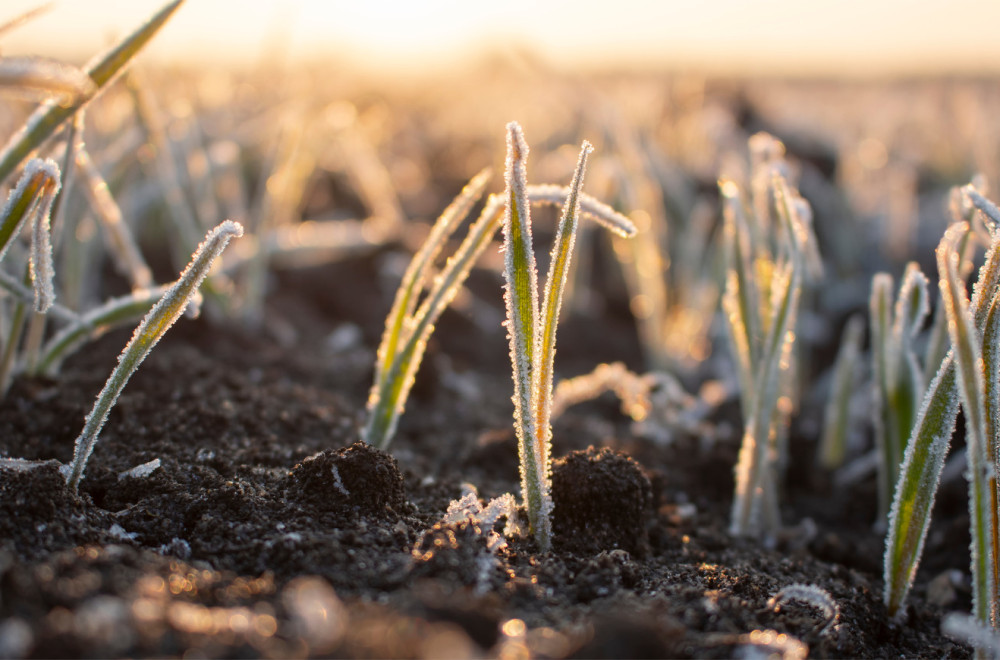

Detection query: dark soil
xmin=0 ymin=248 xmax=973 ymax=658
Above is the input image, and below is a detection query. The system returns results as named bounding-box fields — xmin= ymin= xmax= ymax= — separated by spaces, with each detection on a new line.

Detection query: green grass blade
xmin=730 ymin=258 xmax=801 ymax=536
xmin=0 ymin=0 xmax=184 ymax=184
xmin=870 ymin=273 xmax=896 ymax=519
xmin=936 ymin=223 xmax=995 ymax=625
xmin=0 ymin=158 xmax=60 ymax=262
xmin=64 ymin=220 xmax=242 ymax=491
xmin=501 ymin=122 xmax=548 ymax=549
xmin=886 ymin=219 xmax=1000 ymax=618
xmin=363 ymin=195 xmax=506 ymax=449
xmin=371 ymin=168 xmax=491 ymax=391
xmin=884 ymin=353 xmax=960 ymax=617
xmin=36 ymin=285 xmax=169 ymax=377
xmin=533 ymin=141 xmax=591 ymax=502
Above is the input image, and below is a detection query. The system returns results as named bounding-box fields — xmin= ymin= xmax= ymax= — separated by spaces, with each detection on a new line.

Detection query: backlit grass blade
xmin=0 ymin=4 xmax=54 ymax=37
xmin=0 ymin=0 xmax=184 ymax=184
xmin=936 ymin=223 xmax=995 ymax=625
xmin=885 ymin=217 xmax=1000 ymax=618
xmin=65 ymin=220 xmax=242 ymax=491
xmin=870 ymin=272 xmax=895 ymax=514
xmin=501 ymin=122 xmax=547 ymax=549
xmin=371 ymin=168 xmax=492 ymax=390
xmin=730 ymin=259 xmax=801 ymax=535
xmin=363 ymin=194 xmax=507 ymax=449
xmin=533 ymin=141 xmax=592 ymax=514
xmin=0 ymin=57 xmax=96 ymax=106
xmin=75 ymin=146 xmax=153 ymax=290
xmin=0 ymin=158 xmax=60 ymax=262
xmin=362 ymin=175 xmax=638 ymax=452
xmin=36 ymin=285 xmax=169 ymax=377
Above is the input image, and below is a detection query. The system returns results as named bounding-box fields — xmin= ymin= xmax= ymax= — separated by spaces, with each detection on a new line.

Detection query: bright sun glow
xmin=3 ymin=0 xmax=1000 ymax=76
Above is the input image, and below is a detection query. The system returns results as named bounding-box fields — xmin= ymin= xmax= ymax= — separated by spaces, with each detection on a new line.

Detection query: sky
xmin=3 ymin=0 xmax=1000 ymax=77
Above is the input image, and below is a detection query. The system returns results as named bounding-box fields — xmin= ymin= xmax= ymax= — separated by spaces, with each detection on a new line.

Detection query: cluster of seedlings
xmin=4 ymin=0 xmax=1000 ymax=656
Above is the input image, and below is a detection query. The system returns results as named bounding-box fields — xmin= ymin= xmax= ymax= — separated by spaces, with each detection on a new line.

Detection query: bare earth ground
xmin=0 ymin=242 xmax=973 ymax=658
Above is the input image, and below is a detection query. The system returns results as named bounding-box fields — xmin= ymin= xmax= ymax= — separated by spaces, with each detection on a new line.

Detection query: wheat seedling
xmin=64 ymin=220 xmax=243 ymax=491
xmin=363 ymin=140 xmax=635 ymax=451
xmin=721 ymin=137 xmax=820 ymax=539
xmin=869 ymin=263 xmax=930 ymax=522
xmin=502 ymin=122 xmax=629 ymax=550
xmin=884 ymin=186 xmax=1000 ymax=620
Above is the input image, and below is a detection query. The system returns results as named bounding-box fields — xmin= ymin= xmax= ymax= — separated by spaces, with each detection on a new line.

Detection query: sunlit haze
xmin=4 ymin=0 xmax=1000 ymax=77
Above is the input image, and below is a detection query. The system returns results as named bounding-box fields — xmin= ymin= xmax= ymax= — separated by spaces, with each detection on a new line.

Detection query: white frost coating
xmin=937 ymin=223 xmax=994 ymax=624
xmin=966 ymin=186 xmax=1000 ymax=229
xmin=117 ymin=458 xmax=161 ymax=481
xmin=37 ymin=284 xmax=170 ymax=377
xmin=65 ymin=220 xmax=243 ymax=491
xmin=942 ymin=612 xmax=1000 ymax=658
xmin=501 ymin=121 xmax=549 ymax=549
xmin=767 ymin=583 xmax=840 ymax=635
xmin=0 ymin=158 xmax=60 ymax=265
xmin=525 ymin=184 xmax=636 ymax=237
xmin=0 ymin=457 xmax=50 ymax=472
xmin=329 ymin=464 xmax=349 ymax=497
xmin=108 ymin=523 xmax=138 ymax=541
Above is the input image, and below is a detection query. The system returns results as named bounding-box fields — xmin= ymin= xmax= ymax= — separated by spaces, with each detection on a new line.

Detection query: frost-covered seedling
xmin=500 ymin=122 xmax=638 ymax=551
xmin=721 ymin=134 xmax=821 ymax=539
xmin=942 ymin=612 xmax=1000 ymax=659
xmin=884 ymin=187 xmax=1000 ymax=621
xmin=870 ymin=263 xmax=929 ymax=520
xmin=363 ymin=132 xmax=635 ymax=451
xmin=64 ymin=220 xmax=243 ymax=491
xmin=0 ymin=158 xmax=60 ymax=308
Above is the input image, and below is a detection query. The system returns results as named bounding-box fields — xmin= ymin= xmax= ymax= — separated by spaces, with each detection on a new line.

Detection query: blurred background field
xmin=5 ymin=2 xmax=1000 ymax=375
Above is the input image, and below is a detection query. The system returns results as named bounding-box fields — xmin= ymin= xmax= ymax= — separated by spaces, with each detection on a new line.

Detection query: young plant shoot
xmin=64 ymin=220 xmax=243 ymax=491
xmin=721 ymin=135 xmax=820 ymax=539
xmin=884 ymin=186 xmax=1000 ymax=622
xmin=501 ymin=122 xmax=631 ymax=551
xmin=363 ymin=131 xmax=635 ymax=452
xmin=870 ymin=263 xmax=929 ymax=522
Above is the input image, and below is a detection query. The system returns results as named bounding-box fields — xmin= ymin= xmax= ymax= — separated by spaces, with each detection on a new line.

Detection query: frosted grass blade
xmin=371 ymin=168 xmax=491 ymax=390
xmin=533 ymin=141 xmax=592 ymax=515
xmin=36 ymin=285 xmax=169 ymax=377
xmin=0 ymin=57 xmax=96 ymax=106
xmin=75 ymin=147 xmax=153 ymax=290
xmin=0 ymin=0 xmax=184 ymax=184
xmin=500 ymin=122 xmax=548 ymax=549
xmin=363 ymin=195 xmax=507 ymax=449
xmin=936 ymin=224 xmax=995 ymax=625
xmin=730 ymin=259 xmax=800 ymax=536
xmin=0 ymin=158 xmax=60 ymax=262
xmin=64 ymin=220 xmax=242 ymax=491
xmin=885 ymin=217 xmax=1000 ymax=618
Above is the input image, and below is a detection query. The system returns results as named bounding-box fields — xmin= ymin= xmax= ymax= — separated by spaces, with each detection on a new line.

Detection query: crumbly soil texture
xmin=0 ymin=248 xmax=973 ymax=659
